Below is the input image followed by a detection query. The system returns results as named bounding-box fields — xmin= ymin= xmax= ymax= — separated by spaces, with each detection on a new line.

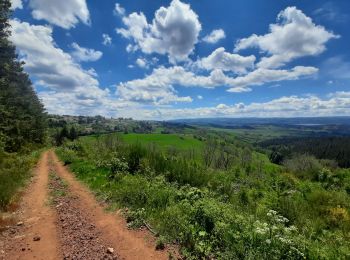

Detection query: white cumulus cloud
xmin=10 ymin=0 xmax=22 ymax=9
xmin=115 ymin=3 xmax=125 ymax=16
xmin=116 ymin=0 xmax=201 ymax=63
xmin=135 ymin=58 xmax=148 ymax=69
xmin=227 ymin=66 xmax=318 ymax=91
xmin=29 ymin=0 xmax=90 ymax=29
xmin=102 ymin=34 xmax=112 ymax=46
xmin=9 ymin=19 xmax=115 ymax=116
xmin=202 ymin=29 xmax=225 ymax=44
xmin=71 ymin=42 xmax=103 ymax=62
xmin=197 ymin=47 xmax=255 ymax=74
xmin=234 ymin=6 xmax=339 ymax=68
xmin=142 ymin=92 xmax=350 ymax=119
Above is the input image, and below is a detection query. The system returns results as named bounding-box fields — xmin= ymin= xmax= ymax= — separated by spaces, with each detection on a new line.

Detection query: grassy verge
xmin=0 ymin=148 xmax=43 ymax=212
xmin=56 ymin=135 xmax=350 ymax=259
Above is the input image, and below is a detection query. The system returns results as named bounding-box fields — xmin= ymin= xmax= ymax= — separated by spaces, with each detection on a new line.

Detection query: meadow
xmin=121 ymin=133 xmax=203 ymax=151
xmin=56 ymin=131 xmax=350 ymax=259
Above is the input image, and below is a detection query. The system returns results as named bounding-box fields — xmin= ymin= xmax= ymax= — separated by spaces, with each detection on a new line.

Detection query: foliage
xmin=0 ymin=0 xmax=46 ymax=212
xmin=0 ymin=0 xmax=46 ymax=153
xmin=283 ymin=154 xmax=322 ymax=180
xmin=261 ymin=136 xmax=350 ymax=168
xmin=53 ymin=125 xmax=78 ymax=146
xmin=0 ymin=142 xmax=41 ymax=210
xmin=97 ymin=153 xmax=129 ymax=180
xmin=56 ymin=133 xmax=350 ymax=259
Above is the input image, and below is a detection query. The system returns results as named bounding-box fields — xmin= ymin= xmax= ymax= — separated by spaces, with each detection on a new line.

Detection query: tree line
xmin=261 ymin=136 xmax=350 ymax=168
xmin=0 ymin=0 xmax=46 ymax=152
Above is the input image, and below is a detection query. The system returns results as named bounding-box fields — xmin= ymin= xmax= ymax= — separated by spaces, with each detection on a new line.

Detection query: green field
xmin=121 ymin=133 xmax=203 ymax=151
xmin=56 ymin=129 xmax=350 ymax=259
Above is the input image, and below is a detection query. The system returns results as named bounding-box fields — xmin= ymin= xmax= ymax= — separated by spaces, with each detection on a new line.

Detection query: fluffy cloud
xmin=102 ymin=34 xmax=112 ymax=46
xmin=116 ymin=0 xmax=201 ymax=63
xmin=234 ymin=6 xmax=338 ymax=68
xmin=135 ymin=57 xmax=159 ymax=69
xmin=197 ymin=47 xmax=255 ymax=74
xmin=71 ymin=42 xmax=103 ymax=62
xmin=10 ymin=20 xmax=98 ymax=90
xmin=117 ymin=67 xmax=226 ymax=101
xmin=227 ymin=66 xmax=318 ymax=91
xmin=117 ymin=63 xmax=318 ymax=104
xmin=142 ymin=92 xmax=350 ymax=119
xmin=135 ymin=58 xmax=148 ymax=69
xmin=9 ymin=19 xmax=113 ymax=117
xmin=115 ymin=3 xmax=125 ymax=16
xmin=10 ymin=0 xmax=22 ymax=9
xmin=117 ymin=66 xmax=204 ymax=104
xmin=37 ymin=90 xmax=350 ymax=119
xmin=29 ymin=0 xmax=90 ymax=29
xmin=202 ymin=29 xmax=225 ymax=44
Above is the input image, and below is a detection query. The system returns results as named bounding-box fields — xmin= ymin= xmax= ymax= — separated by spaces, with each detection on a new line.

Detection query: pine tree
xmin=69 ymin=126 xmax=78 ymax=141
xmin=0 ymin=0 xmax=47 ymax=152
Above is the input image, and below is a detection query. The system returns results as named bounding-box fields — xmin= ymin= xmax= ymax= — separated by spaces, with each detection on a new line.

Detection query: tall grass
xmin=0 ymin=146 xmax=42 ymax=211
xmin=56 ymin=134 xmax=350 ymax=259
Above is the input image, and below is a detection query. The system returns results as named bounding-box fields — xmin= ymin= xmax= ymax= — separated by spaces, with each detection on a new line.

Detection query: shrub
xmin=127 ymin=143 xmax=147 ymax=173
xmin=97 ymin=153 xmax=129 ymax=180
xmin=55 ymin=134 xmax=350 ymax=259
xmin=0 ymin=147 xmax=38 ymax=210
xmin=56 ymin=147 xmax=78 ymax=165
xmin=283 ymin=154 xmax=322 ymax=180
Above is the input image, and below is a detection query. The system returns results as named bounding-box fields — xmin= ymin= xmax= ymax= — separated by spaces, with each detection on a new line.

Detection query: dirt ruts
xmin=0 ymin=152 xmax=59 ymax=260
xmin=49 ymin=170 xmax=118 ymax=259
xmin=0 ymin=151 xmax=170 ymax=260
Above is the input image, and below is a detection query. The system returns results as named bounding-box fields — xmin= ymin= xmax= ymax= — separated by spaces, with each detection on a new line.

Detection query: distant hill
xmin=170 ymin=116 xmax=350 ymax=126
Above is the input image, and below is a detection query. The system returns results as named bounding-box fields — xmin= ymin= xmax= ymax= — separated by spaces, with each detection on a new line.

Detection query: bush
xmin=283 ymin=154 xmax=322 ymax=180
xmin=55 ymin=135 xmax=350 ymax=259
xmin=56 ymin=147 xmax=78 ymax=165
xmin=127 ymin=143 xmax=147 ymax=173
xmin=0 ymin=147 xmax=39 ymax=210
xmin=96 ymin=153 xmax=129 ymax=180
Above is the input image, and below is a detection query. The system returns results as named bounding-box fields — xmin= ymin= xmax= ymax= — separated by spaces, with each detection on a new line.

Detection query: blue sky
xmin=9 ymin=0 xmax=350 ymax=119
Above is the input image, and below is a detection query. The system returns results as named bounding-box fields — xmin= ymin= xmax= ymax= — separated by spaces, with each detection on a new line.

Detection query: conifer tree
xmin=0 ymin=0 xmax=46 ymax=152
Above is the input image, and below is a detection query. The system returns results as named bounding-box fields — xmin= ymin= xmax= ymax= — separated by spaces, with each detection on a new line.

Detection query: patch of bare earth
xmin=49 ymin=169 xmax=119 ymax=259
xmin=49 ymin=151 xmax=171 ymax=260
xmin=0 ymin=152 xmax=59 ymax=260
xmin=1 ymin=151 xmax=174 ymax=260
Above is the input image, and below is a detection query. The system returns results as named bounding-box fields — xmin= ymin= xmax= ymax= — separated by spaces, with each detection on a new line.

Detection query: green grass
xmin=121 ymin=133 xmax=203 ymax=151
xmin=55 ymin=131 xmax=350 ymax=259
xmin=0 ymin=149 xmax=42 ymax=211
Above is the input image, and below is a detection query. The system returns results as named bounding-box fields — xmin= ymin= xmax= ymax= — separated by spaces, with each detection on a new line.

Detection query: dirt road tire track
xmin=1 ymin=151 xmax=170 ymax=260
xmin=0 ymin=152 xmax=60 ymax=260
xmin=49 ymin=151 xmax=168 ymax=260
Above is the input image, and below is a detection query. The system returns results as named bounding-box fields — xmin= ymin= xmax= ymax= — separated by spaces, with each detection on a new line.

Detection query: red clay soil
xmin=0 ymin=151 xmax=173 ymax=260
xmin=0 ymin=152 xmax=60 ymax=260
xmin=48 ymin=168 xmax=118 ymax=259
xmin=49 ymin=151 xmax=169 ymax=260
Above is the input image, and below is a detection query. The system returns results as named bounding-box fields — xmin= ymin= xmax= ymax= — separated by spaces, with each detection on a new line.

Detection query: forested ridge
xmin=261 ymin=136 xmax=350 ymax=168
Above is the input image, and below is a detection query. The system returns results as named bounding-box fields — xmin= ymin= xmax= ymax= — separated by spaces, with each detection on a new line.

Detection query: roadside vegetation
xmin=0 ymin=0 xmax=46 ymax=212
xmin=57 ymin=133 xmax=350 ymax=259
xmin=1 ymin=0 xmax=350 ymax=258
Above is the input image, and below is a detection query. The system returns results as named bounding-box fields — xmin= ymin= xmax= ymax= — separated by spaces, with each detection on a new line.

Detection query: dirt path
xmin=1 ymin=151 xmax=170 ymax=260
xmin=49 ymin=151 xmax=168 ymax=260
xmin=0 ymin=152 xmax=60 ymax=260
